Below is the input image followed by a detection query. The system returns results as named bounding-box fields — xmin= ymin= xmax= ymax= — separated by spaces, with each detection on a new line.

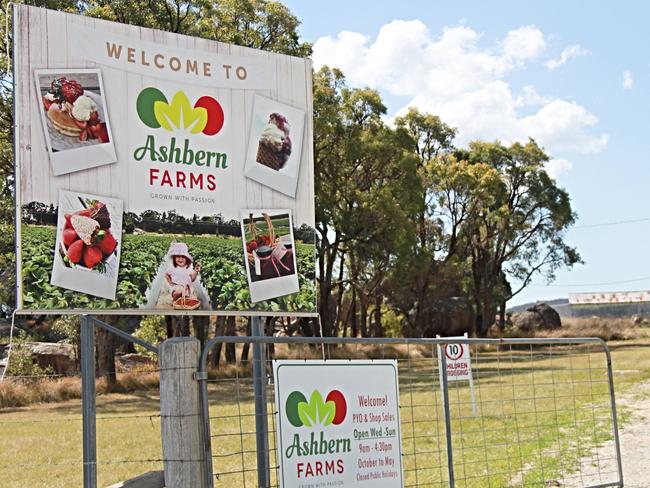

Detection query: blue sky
xmin=285 ymin=0 xmax=650 ymax=306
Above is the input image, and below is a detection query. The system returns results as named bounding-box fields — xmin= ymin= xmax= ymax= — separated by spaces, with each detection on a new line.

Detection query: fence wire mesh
xmin=200 ymin=337 xmax=622 ymax=488
xmin=0 ymin=368 xmax=164 ymax=488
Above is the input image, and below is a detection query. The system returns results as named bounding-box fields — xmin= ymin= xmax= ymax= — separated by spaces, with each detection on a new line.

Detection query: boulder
xmin=512 ymin=302 xmax=561 ymax=332
xmin=24 ymin=341 xmax=76 ymax=374
xmin=116 ymin=353 xmax=157 ymax=372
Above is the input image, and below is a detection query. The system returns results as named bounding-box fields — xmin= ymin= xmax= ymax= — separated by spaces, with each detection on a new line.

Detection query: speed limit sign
xmin=445 ymin=343 xmax=465 ymax=361
xmin=439 ymin=337 xmax=472 ymax=382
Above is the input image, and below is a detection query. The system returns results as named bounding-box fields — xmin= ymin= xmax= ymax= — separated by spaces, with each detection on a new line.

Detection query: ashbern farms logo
xmin=283 ymin=390 xmax=350 ymax=478
xmin=136 ymin=87 xmax=224 ymax=135
xmin=133 ymin=87 xmax=228 ymax=192
xmin=285 ymin=389 xmax=347 ymax=427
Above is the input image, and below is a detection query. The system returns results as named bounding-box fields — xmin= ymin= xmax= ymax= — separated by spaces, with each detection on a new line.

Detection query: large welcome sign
xmin=274 ymin=361 xmax=404 ymax=487
xmin=13 ymin=5 xmax=315 ymax=314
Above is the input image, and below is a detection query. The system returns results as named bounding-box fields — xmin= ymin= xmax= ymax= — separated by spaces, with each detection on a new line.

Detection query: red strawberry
xmin=79 ymin=129 xmax=88 ymax=141
xmin=42 ymin=96 xmax=54 ymax=112
xmin=63 ymin=228 xmax=79 ymax=247
xmin=66 ymin=239 xmax=84 ymax=264
xmin=83 ymin=246 xmax=103 ymax=269
xmin=73 ymin=118 xmax=88 ymax=130
xmin=88 ymin=111 xmax=99 ymax=123
xmin=64 ymin=214 xmax=72 ymax=229
xmin=98 ymin=231 xmax=117 ymax=255
xmin=96 ymin=123 xmax=109 ymax=143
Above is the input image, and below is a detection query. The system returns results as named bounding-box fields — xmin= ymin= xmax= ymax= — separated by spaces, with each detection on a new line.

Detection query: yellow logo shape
xmin=153 ymin=91 xmax=208 ymax=134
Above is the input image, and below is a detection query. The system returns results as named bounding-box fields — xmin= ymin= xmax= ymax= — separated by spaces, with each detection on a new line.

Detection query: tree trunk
xmin=96 ymin=316 xmax=116 ymax=391
xmin=351 ymin=287 xmax=358 ymax=338
xmin=240 ymin=318 xmax=251 ymax=364
xmin=192 ymin=316 xmax=209 ymax=348
xmin=359 ymin=293 xmax=368 ymax=338
xmin=225 ymin=316 xmax=236 ymax=364
xmin=499 ymin=300 xmax=506 ymax=331
xmin=373 ymin=294 xmax=384 ymax=337
xmin=210 ymin=316 xmax=227 ymax=369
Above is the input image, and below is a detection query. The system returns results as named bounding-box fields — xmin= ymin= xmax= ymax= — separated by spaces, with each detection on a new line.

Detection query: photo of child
xmin=166 ymin=242 xmax=201 ymax=301
xmin=144 ymin=241 xmax=211 ymax=310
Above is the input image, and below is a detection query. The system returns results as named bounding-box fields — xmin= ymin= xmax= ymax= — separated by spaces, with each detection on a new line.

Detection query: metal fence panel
xmin=197 ymin=337 xmax=623 ymax=488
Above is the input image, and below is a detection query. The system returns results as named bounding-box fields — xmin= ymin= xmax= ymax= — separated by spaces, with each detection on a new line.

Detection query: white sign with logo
xmin=273 ymin=360 xmax=404 ymax=488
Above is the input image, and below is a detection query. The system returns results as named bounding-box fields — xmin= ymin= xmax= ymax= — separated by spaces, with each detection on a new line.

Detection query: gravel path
xmin=563 ymin=380 xmax=650 ymax=488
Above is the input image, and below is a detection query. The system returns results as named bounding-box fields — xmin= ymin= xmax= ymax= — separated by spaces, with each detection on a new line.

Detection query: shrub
xmin=133 ymin=315 xmax=167 ymax=359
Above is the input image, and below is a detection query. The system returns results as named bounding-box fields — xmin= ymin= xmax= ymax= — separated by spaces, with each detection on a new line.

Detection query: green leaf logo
xmin=153 ymin=91 xmax=208 ymax=134
xmin=285 ymin=389 xmax=347 ymax=428
xmin=296 ymin=390 xmax=336 ymax=427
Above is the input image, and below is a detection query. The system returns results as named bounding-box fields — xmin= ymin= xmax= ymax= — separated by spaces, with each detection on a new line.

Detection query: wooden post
xmin=159 ymin=337 xmax=207 ymax=488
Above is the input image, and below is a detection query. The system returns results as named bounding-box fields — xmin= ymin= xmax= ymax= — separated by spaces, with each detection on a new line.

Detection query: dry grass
xmin=535 ymin=317 xmax=646 ymax=341
xmin=0 ymin=371 xmax=159 ymax=409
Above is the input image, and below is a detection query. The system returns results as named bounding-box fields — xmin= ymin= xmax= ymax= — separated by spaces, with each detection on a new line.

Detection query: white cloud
xmin=546 ymin=44 xmax=590 ymax=70
xmin=545 ymin=158 xmax=573 ymax=178
xmin=622 ymin=70 xmax=634 ymax=89
xmin=313 ymin=20 xmax=608 ymax=160
xmin=502 ymin=25 xmax=546 ymax=62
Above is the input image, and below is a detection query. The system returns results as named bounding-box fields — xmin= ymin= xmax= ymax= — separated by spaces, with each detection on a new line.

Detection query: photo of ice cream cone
xmin=256 ymin=112 xmax=291 ymax=171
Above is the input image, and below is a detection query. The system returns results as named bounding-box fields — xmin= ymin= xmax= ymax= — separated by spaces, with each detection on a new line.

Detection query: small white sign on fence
xmin=437 ymin=333 xmax=477 ymax=416
xmin=273 ymin=360 xmax=404 ymax=488
xmin=443 ymin=342 xmax=472 ymax=381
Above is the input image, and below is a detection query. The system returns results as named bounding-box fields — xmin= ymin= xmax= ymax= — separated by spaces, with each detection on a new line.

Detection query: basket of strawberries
xmin=60 ymin=200 xmax=118 ymax=273
xmin=245 ymin=213 xmax=277 ymax=264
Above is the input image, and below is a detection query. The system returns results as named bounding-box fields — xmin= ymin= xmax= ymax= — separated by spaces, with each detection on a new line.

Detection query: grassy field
xmin=1 ymin=333 xmax=649 ymax=487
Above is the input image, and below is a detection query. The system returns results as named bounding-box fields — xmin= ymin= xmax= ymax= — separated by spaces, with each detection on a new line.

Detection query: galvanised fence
xmin=196 ymin=333 xmax=623 ymax=488
xmin=0 ymin=318 xmax=623 ymax=488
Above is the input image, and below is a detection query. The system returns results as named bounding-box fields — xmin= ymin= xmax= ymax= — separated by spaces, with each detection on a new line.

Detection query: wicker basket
xmin=247 ymin=213 xmax=278 ymax=265
xmin=172 ymin=296 xmax=200 ymax=310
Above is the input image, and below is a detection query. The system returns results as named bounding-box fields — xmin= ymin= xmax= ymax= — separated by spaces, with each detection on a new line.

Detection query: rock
xmin=512 ymin=302 xmax=562 ymax=332
xmin=24 ymin=342 xmax=76 ymax=374
xmin=116 ymin=353 xmax=157 ymax=372
xmin=106 ymin=471 xmax=165 ymax=488
xmin=631 ymin=315 xmax=645 ymax=326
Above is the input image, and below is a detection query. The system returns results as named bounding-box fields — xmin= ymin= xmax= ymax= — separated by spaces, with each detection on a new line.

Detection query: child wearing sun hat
xmin=165 ymin=242 xmax=201 ymax=300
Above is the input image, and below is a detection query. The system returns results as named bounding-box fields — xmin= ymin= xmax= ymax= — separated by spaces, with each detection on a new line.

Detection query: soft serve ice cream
xmin=256 ymin=113 xmax=292 ymax=171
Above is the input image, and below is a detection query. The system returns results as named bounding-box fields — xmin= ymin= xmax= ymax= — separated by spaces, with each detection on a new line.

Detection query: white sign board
xmin=443 ymin=343 xmax=473 ymax=381
xmin=274 ymin=360 xmax=404 ymax=488
xmin=13 ymin=4 xmax=316 ymax=314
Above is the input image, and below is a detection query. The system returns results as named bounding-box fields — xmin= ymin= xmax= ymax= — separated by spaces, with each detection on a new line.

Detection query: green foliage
xmin=21 ymin=226 xmax=316 ymax=312
xmin=5 ymin=330 xmax=55 ymax=378
xmin=133 ymin=315 xmax=166 ymax=358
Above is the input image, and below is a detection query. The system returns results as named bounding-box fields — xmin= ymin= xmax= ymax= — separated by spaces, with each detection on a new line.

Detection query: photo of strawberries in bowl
xmin=40 ymin=75 xmax=109 ymax=146
xmin=59 ymin=200 xmax=118 ymax=273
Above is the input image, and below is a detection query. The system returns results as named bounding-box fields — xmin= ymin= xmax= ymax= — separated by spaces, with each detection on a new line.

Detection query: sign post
xmin=437 ymin=333 xmax=477 ymax=417
xmin=273 ymin=360 xmax=404 ymax=488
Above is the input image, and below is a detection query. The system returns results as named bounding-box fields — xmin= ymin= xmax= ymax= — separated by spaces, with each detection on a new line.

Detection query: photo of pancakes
xmin=36 ymin=71 xmax=110 ymax=152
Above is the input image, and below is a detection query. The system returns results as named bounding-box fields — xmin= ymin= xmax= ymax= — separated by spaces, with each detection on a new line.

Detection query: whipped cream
xmin=260 ymin=123 xmax=285 ymax=151
xmin=71 ymin=95 xmax=97 ymax=122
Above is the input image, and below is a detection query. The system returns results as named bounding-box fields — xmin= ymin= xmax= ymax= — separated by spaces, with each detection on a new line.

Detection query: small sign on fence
xmin=273 ymin=360 xmax=404 ymax=488
xmin=443 ymin=342 xmax=472 ymax=381
xmin=437 ymin=333 xmax=477 ymax=416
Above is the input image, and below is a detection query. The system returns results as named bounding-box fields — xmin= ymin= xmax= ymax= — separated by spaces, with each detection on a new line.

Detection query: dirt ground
xmin=563 ymin=380 xmax=650 ymax=487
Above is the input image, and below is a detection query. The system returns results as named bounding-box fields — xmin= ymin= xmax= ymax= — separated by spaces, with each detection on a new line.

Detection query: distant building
xmin=568 ymin=291 xmax=650 ymax=317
